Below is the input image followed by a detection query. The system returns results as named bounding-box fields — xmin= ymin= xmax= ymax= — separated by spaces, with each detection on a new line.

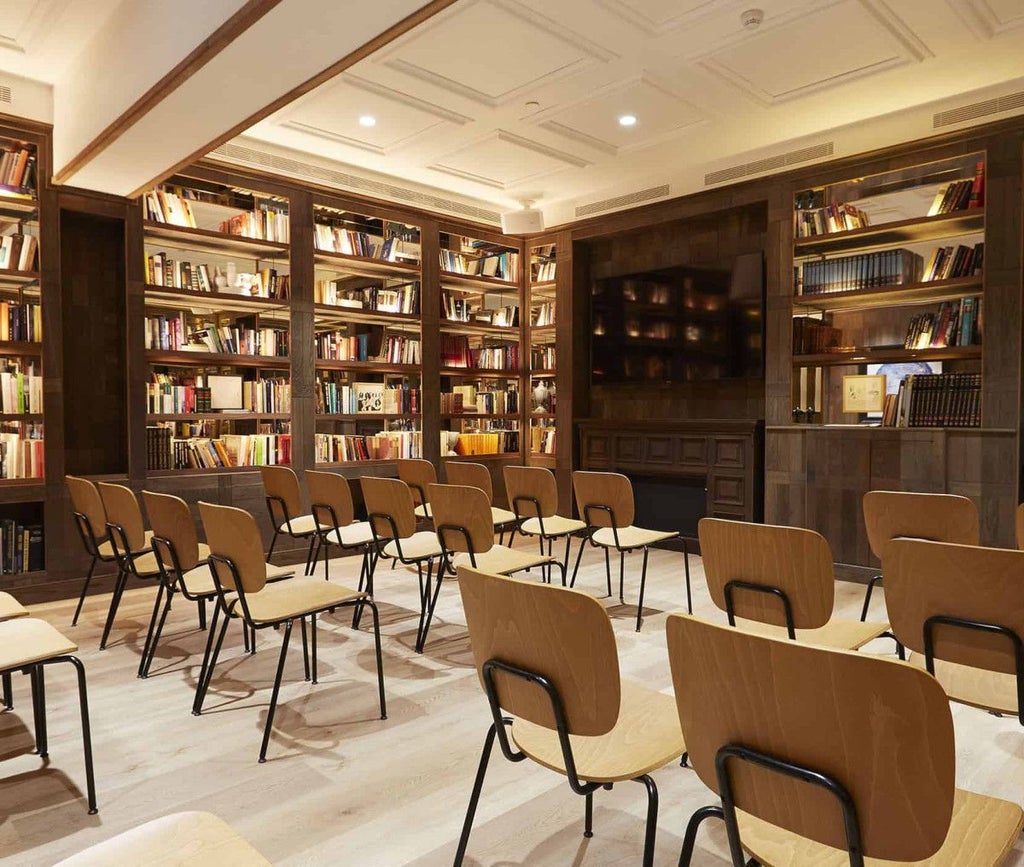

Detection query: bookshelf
xmin=527 ymin=242 xmax=556 ymax=467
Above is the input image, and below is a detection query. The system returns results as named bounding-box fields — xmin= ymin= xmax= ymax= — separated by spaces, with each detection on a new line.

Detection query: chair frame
xmin=506 ymin=489 xmax=584 ymax=585
xmin=100 ymin=488 xmax=158 ymax=651
xmin=261 ymin=467 xmax=317 ymax=574
xmin=66 ymin=477 xmax=118 ymax=627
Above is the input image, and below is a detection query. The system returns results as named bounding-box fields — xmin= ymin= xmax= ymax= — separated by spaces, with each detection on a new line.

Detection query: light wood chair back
xmin=361 ymin=476 xmax=416 ymax=540
xmin=66 ymin=475 xmax=106 ymax=539
xmin=698 ymin=517 xmax=833 ymax=629
xmin=1015 ymin=503 xmax=1024 ymax=550
xmin=885 ymin=538 xmax=1024 ymax=674
xmin=259 ymin=465 xmax=303 ymax=523
xmin=457 ymin=566 xmax=621 ymax=736
xmin=397 ymin=458 xmax=436 ymax=509
xmin=98 ymin=483 xmax=148 ymax=553
xmin=429 ymin=483 xmax=494 ymax=554
xmin=198 ymin=502 xmax=268 ymax=595
xmin=305 ymin=470 xmax=356 ymax=528
xmin=142 ymin=491 xmax=201 ymax=572
xmin=572 ymin=471 xmax=634 ymax=528
xmin=446 ymin=461 xmax=494 ymax=503
xmin=504 ymin=465 xmax=558 ymax=519
xmin=666 ymin=614 xmax=955 ymax=861
xmin=863 ymin=490 xmax=978 ymax=563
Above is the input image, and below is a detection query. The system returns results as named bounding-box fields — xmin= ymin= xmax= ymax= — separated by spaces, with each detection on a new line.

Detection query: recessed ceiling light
xmin=359 ymin=115 xmax=377 ymax=127
xmin=618 ymin=114 xmax=637 ymax=127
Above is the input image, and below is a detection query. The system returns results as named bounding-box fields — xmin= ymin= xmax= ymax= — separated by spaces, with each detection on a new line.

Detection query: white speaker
xmin=500 ymin=208 xmax=544 ymax=234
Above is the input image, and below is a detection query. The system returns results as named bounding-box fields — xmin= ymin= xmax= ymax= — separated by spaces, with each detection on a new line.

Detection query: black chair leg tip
xmin=381 ymin=713 xmax=388 ymax=720
xmin=583 ymin=831 xmax=593 ymax=839
xmin=88 ymin=808 xmax=98 ymax=815
xmin=258 ymin=757 xmax=267 ymax=764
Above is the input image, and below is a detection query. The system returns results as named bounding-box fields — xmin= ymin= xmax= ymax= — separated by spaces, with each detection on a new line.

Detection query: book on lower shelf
xmin=530 ymin=426 xmax=555 ymax=454
xmin=441 ymin=429 xmax=519 ymax=456
xmin=0 ymin=361 xmax=41 ymax=413
xmin=903 ymin=298 xmax=980 ymax=349
xmin=315 ymin=430 xmax=422 ymax=462
xmin=0 ymin=233 xmax=38 ymax=272
xmin=0 ymin=430 xmax=43 ymax=478
xmin=881 ymin=372 xmax=981 ymax=428
xmin=166 ymin=432 xmax=292 ymax=470
xmin=0 ymin=518 xmax=43 ymax=573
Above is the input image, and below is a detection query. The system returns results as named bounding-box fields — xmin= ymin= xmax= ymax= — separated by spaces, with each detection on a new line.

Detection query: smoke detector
xmin=741 ymin=8 xmax=764 ymax=29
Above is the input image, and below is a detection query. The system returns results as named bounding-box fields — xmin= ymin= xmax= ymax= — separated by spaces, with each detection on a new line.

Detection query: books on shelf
xmin=795 ymin=202 xmax=870 ymax=238
xmin=315 ymin=279 xmax=419 ymax=314
xmin=439 ymin=248 xmax=520 ymax=281
xmin=531 ymin=248 xmax=556 ymax=282
xmin=315 ymin=430 xmax=422 ymax=462
xmin=903 ymin=297 xmax=981 ymax=349
xmin=146 ymin=426 xmax=173 ymax=470
xmin=440 ymin=385 xmax=518 ymax=415
xmin=532 ymin=302 xmax=555 ymax=326
xmin=0 ymin=233 xmax=38 ymax=271
xmin=147 ymin=372 xmax=290 ymax=415
xmin=0 ymin=142 xmax=37 ymax=197
xmin=0 ymin=518 xmax=43 ymax=573
xmin=881 ymin=372 xmax=981 ymax=428
xmin=926 ymin=170 xmax=984 ymax=216
xmin=531 ymin=347 xmax=556 ymax=369
xmin=314 ymin=224 xmax=419 ymax=264
xmin=144 ymin=190 xmax=197 ymax=227
xmin=146 ymin=253 xmax=290 ymax=299
xmin=316 ymin=379 xmax=418 ymax=415
xmin=0 ymin=300 xmax=41 ymax=342
xmin=219 ymin=201 xmax=289 ymax=243
xmin=793 ymin=318 xmax=844 ymax=354
xmin=0 ymin=430 xmax=43 ymax=479
xmin=145 ymin=312 xmax=288 ymax=356
xmin=530 ymin=426 xmax=555 ymax=454
xmin=922 ymin=243 xmax=984 ymax=282
xmin=314 ymin=327 xmax=420 ymax=365
xmin=165 ymin=432 xmax=292 ymax=470
xmin=439 ymin=336 xmax=520 ymax=370
xmin=441 ymin=429 xmax=519 ymax=456
xmin=799 ymin=249 xmax=921 ymax=295
xmin=0 ymin=361 xmax=41 ymax=413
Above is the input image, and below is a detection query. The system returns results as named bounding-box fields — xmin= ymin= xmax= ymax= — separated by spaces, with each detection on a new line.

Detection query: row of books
xmin=881 ymin=373 xmax=981 ymax=428
xmin=440 ymin=385 xmax=519 ymax=415
xmin=439 ymin=249 xmax=519 ymax=281
xmin=443 ymin=430 xmax=520 ymax=455
xmin=314 ymin=330 xmax=420 ymax=365
xmin=145 ymin=313 xmax=289 ymax=357
xmin=531 ymin=302 xmax=555 ymax=327
xmin=314 ymin=431 xmax=423 ymax=463
xmin=530 ymin=426 xmax=555 ymax=455
xmin=146 ymin=254 xmax=290 ymax=299
xmin=145 ymin=190 xmax=197 ymax=227
xmin=0 ymin=519 xmax=43 ymax=573
xmin=0 ymin=233 xmax=38 ymax=272
xmin=531 ymin=260 xmax=556 ymax=283
xmin=314 ymin=226 xmax=418 ymax=264
xmin=903 ymin=298 xmax=980 ymax=349
xmin=218 ymin=203 xmax=289 ymax=243
xmin=146 ymin=376 xmax=291 ymax=415
xmin=315 ymin=280 xmax=419 ymax=315
xmin=165 ymin=433 xmax=293 ymax=470
xmin=531 ymin=347 xmax=556 ymax=369
xmin=0 ymin=143 xmax=37 ymax=196
xmin=0 ymin=301 xmax=41 ymax=342
xmin=0 ymin=363 xmax=42 ymax=414
xmin=792 ymin=318 xmax=843 ymax=355
xmin=926 ymin=165 xmax=984 ymax=215
xmin=799 ymin=249 xmax=920 ymax=295
xmin=0 ymin=433 xmax=44 ymax=479
xmin=315 ymin=381 xmax=419 ymax=416
xmin=795 ymin=202 xmax=870 ymax=238
xmin=922 ymin=244 xmax=984 ymax=283
xmin=146 ymin=426 xmax=174 ymax=470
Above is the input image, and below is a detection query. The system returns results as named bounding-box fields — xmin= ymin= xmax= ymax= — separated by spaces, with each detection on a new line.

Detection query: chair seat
xmin=414 ymin=503 xmax=432 ymax=519
xmin=907 ymin=652 xmax=1018 ymax=715
xmin=0 ymin=618 xmax=78 ymax=670
xmin=734 ymin=617 xmax=889 ymax=651
xmin=185 ymin=561 xmax=294 ymax=597
xmin=0 ymin=591 xmax=28 ymax=621
xmin=97 ymin=529 xmax=154 ymax=559
xmin=321 ymin=520 xmax=375 ymax=547
xmin=278 ymin=514 xmax=317 ymax=536
xmin=384 ymin=531 xmax=442 ymax=561
xmin=735 ymin=786 xmax=1023 ymax=866
xmin=593 ymin=526 xmax=678 ymax=549
xmin=232 ymin=578 xmax=365 ymax=625
xmin=520 ymin=515 xmax=586 ymax=538
xmin=453 ymin=545 xmax=555 ymax=577
xmin=511 ymin=681 xmax=685 ymax=784
xmin=129 ymin=551 xmax=163 ymax=578
xmin=491 ymin=506 xmax=517 ymax=527
xmin=53 ymin=810 xmax=272 ymax=866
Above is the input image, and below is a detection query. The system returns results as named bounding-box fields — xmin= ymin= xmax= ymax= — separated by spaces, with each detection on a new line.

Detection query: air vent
xmin=934 ymin=91 xmax=1024 ymax=129
xmin=575 ymin=185 xmax=670 ymax=219
xmin=209 ymin=143 xmax=501 ymax=224
xmin=0 ymin=86 xmax=11 ymax=104
xmin=705 ymin=142 xmax=834 ymax=186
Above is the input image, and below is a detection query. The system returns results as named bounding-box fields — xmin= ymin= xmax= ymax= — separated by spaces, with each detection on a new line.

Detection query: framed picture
xmin=842 ymin=374 xmax=886 ymax=413
xmin=354 ymin=382 xmax=384 ymax=414
xmin=208 ymin=374 xmax=243 ymax=410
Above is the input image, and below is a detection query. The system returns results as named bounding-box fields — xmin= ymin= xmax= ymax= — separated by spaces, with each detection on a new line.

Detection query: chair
xmin=885 ymin=537 xmax=1024 ymax=725
xmin=454 ymin=566 xmax=685 ymax=867
xmin=259 ymin=465 xmax=318 ymax=572
xmin=667 ymin=614 xmax=1023 ymax=867
xmin=699 ymin=517 xmax=889 ymax=650
xmin=397 ymin=458 xmax=436 ymax=519
xmin=196 ymin=501 xmax=386 ymax=762
xmin=571 ymin=470 xmax=683 ymax=631
xmin=97 ymin=482 xmax=162 ymax=651
xmin=504 ymin=464 xmax=585 ymax=582
xmin=0 ymin=617 xmax=98 ymax=814
xmin=305 ymin=470 xmax=375 ymax=588
xmin=445 ymin=461 xmax=517 ymax=543
xmin=0 ymin=590 xmax=27 ymax=710
xmin=360 ymin=475 xmax=443 ymax=653
xmin=861 ymin=490 xmax=978 ymax=621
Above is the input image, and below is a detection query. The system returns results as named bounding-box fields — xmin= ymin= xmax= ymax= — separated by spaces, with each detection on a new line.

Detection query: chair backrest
xmin=198 ymin=502 xmax=268 ymax=595
xmin=504 ymin=465 xmax=558 ymax=520
xmin=666 ymin=614 xmax=955 ymax=862
xmin=458 ymin=566 xmax=621 ymax=737
xmin=305 ymin=470 xmax=355 ymax=529
xmin=360 ymin=476 xmax=416 ymax=540
xmin=863 ymin=490 xmax=978 ymax=564
xmin=445 ymin=461 xmax=493 ymax=503
xmin=572 ymin=471 xmax=634 ymax=528
xmin=97 ymin=482 xmax=148 ymax=553
xmin=397 ymin=458 xmax=436 ymax=508
xmin=698 ymin=517 xmax=834 ymax=630
xmin=1015 ymin=502 xmax=1024 ymax=550
xmin=259 ymin=465 xmax=303 ymax=523
xmin=66 ymin=475 xmax=106 ymax=540
xmin=884 ymin=538 xmax=1024 ymax=675
xmin=429 ymin=483 xmax=494 ymax=555
xmin=142 ymin=491 xmax=201 ymax=572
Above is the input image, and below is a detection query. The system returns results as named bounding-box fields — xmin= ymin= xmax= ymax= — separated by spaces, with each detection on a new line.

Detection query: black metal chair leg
xmin=860 ymin=575 xmax=883 ymax=621
xmin=352 ymin=548 xmax=369 ymax=630
xmin=636 ymin=547 xmax=650 ymax=632
xmin=365 ymin=599 xmax=387 ymax=720
xmin=584 ymin=790 xmax=594 ymax=838
xmin=678 ymin=805 xmax=725 ymax=867
xmin=99 ymin=568 xmax=129 ymax=650
xmin=194 ymin=612 xmax=231 ymax=715
xmin=563 ymin=535 xmax=572 ymax=584
xmin=537 ymin=535 xmax=548 ymax=583
xmin=2 ymin=672 xmax=12 ymax=709
xmin=249 ymin=624 xmax=257 ymax=655
xmin=140 ymin=587 xmax=175 ymax=679
xmin=310 ymin=613 xmax=318 ymax=684
xmin=683 ymin=540 xmax=693 ymax=615
xmin=71 ymin=557 xmax=97 ymax=626
xmin=31 ymin=665 xmax=47 ymax=757
xmin=63 ymin=656 xmax=98 ymax=814
xmin=138 ymin=583 xmax=167 ymax=678
xmin=619 ymin=550 xmax=626 ymax=603
xmin=570 ymin=533 xmax=587 ymax=588
xmin=454 ymin=722 xmax=500 ymax=866
xmin=634 ymin=774 xmax=659 ymax=867
xmin=192 ymin=604 xmax=221 ymax=715
xmin=419 ymin=561 xmax=445 ymax=654
xmin=197 ymin=598 xmax=207 ymax=631
xmin=303 ymin=535 xmax=317 ymax=576
xmin=259 ymin=620 xmax=293 ymax=763
xmin=300 ymin=617 xmax=310 ymax=682
xmin=266 ymin=529 xmax=278 ymax=561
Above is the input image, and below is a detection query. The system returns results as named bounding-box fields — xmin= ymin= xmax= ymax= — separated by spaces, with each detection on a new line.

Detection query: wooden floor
xmin=3 ymin=539 xmax=1024 ymax=866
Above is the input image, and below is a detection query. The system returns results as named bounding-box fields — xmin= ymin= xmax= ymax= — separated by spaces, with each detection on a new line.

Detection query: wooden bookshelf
xmin=793 ymin=345 xmax=982 ymax=365
xmin=144 ymin=284 xmax=289 ymax=313
xmin=793 ymin=275 xmax=983 ymax=312
xmin=143 ymin=221 xmax=288 ymax=257
xmin=793 ymin=210 xmax=985 ymax=257
xmin=145 ymin=349 xmax=290 ymax=368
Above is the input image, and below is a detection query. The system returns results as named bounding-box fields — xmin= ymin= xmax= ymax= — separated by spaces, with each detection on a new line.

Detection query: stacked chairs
xmin=504 ymin=465 xmax=585 ymax=584
xmin=445 ymin=461 xmax=517 ymax=544
xmin=259 ymin=465 xmax=319 ymax=571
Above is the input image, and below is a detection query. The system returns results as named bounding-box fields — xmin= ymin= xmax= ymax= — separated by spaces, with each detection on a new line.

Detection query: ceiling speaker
xmin=500 ymin=208 xmax=544 ymax=234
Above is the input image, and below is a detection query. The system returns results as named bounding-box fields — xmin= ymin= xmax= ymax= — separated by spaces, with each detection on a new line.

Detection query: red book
xmin=969 ymin=161 xmax=985 ymax=208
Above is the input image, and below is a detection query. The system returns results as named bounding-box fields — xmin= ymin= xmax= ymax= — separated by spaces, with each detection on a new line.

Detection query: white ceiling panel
xmin=429 ymin=129 xmax=590 ymax=189
xmin=594 ymin=0 xmax=719 ymax=35
xmin=953 ymin=0 xmax=1024 ymax=38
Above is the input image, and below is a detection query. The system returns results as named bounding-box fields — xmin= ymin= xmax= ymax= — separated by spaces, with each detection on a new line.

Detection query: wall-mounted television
xmin=590 ymin=253 xmax=764 ymax=384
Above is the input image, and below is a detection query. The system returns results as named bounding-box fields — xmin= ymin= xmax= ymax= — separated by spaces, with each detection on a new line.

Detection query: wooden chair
xmin=1017 ymin=502 xmax=1024 ymax=549
xmin=667 ymin=614 xmax=1023 ymax=867
xmin=699 ymin=517 xmax=889 ymax=650
xmin=97 ymin=482 xmax=162 ymax=651
xmin=360 ymin=475 xmax=443 ymax=653
xmin=571 ymin=470 xmax=684 ymax=631
xmin=885 ymin=537 xmax=1024 ymax=725
xmin=445 ymin=461 xmax=517 ymax=543
xmin=862 ymin=490 xmax=978 ymax=621
xmin=0 ymin=590 xmax=27 ymax=710
xmin=305 ymin=470 xmax=375 ymax=588
xmin=196 ymin=501 xmax=386 ymax=762
xmin=0 ymin=617 xmax=98 ymax=814
xmin=504 ymin=464 xmax=585 ymax=582
xmin=397 ymin=458 xmax=436 ymax=519
xmin=53 ymin=811 xmax=271 ymax=866
xmin=454 ymin=566 xmax=685 ymax=867
xmin=259 ymin=465 xmax=318 ymax=572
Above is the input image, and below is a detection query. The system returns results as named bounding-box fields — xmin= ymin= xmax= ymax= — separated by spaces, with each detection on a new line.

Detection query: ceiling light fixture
xmin=618 ymin=114 xmax=637 ymax=127
xmin=359 ymin=115 xmax=377 ymax=127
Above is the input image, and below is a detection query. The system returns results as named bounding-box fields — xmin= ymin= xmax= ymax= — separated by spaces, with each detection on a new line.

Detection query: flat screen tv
xmin=590 ymin=253 xmax=764 ymax=384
